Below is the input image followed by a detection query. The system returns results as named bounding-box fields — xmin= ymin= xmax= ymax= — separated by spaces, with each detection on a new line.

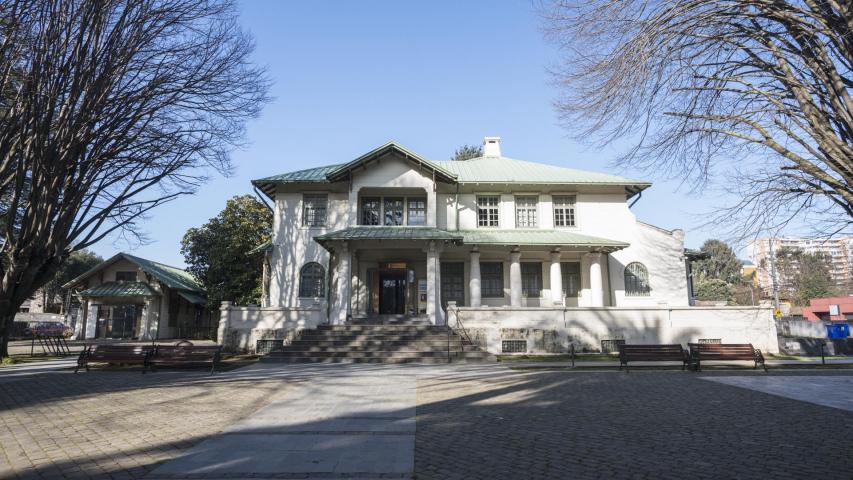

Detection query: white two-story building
xmin=253 ymin=137 xmax=691 ymax=321
xmin=236 ymin=137 xmax=776 ymax=355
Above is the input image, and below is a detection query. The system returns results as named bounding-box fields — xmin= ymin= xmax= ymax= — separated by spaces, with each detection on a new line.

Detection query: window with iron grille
xmin=624 ymin=262 xmax=651 ymax=296
xmin=441 ymin=262 xmax=464 ymax=308
xmin=481 ymin=262 xmax=504 ymax=297
xmin=553 ymin=195 xmax=576 ymax=227
xmin=299 ymin=262 xmax=325 ymax=298
xmin=361 ymin=197 xmax=381 ymax=225
xmin=477 ymin=196 xmax=500 ymax=227
xmin=601 ymin=339 xmax=625 ymax=353
xmin=521 ymin=262 xmax=542 ymax=297
xmin=407 ymin=198 xmax=426 ymax=226
xmin=699 ymin=338 xmax=722 ymax=344
xmin=384 ymin=197 xmax=404 ymax=226
xmin=502 ymin=340 xmax=527 ymax=353
xmin=515 ymin=196 xmax=538 ymax=228
xmin=302 ymin=194 xmax=328 ymax=227
xmin=561 ymin=262 xmax=580 ymax=297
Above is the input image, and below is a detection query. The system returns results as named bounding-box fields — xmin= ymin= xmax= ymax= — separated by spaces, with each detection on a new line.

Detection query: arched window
xmin=624 ymin=262 xmax=651 ymax=296
xmin=299 ymin=263 xmax=325 ymax=298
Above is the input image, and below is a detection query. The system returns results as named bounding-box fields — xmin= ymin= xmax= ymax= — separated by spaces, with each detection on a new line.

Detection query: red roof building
xmin=802 ymin=296 xmax=853 ymax=322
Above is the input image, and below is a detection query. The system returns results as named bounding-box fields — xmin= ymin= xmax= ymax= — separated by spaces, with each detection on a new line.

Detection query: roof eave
xmin=325 ymin=142 xmax=458 ymax=184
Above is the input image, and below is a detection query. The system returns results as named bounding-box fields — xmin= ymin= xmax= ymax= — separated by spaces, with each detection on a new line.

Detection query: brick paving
xmin=0 ymin=369 xmax=285 ymax=479
xmin=414 ymin=369 xmax=853 ymax=480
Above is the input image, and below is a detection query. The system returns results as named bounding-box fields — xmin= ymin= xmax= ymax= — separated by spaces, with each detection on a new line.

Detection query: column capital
xmin=509 ymin=250 xmax=522 ymax=262
xmin=550 ymin=250 xmax=562 ymax=262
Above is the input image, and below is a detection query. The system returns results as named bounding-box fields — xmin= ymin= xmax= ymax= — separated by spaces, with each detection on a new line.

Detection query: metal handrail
xmin=452 ymin=308 xmax=474 ymax=351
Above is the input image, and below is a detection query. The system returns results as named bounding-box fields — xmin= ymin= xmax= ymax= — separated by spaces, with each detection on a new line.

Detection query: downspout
xmin=325 ymin=248 xmax=333 ymax=324
xmin=454 ymin=183 xmax=460 ymax=231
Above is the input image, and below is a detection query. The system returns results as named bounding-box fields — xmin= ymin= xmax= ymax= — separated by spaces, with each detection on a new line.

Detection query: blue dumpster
xmin=826 ymin=323 xmax=850 ymax=339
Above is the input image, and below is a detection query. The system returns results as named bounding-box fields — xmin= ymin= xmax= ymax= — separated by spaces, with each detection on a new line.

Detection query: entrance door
xmin=441 ymin=262 xmax=465 ymax=309
xmin=378 ymin=271 xmax=407 ymax=314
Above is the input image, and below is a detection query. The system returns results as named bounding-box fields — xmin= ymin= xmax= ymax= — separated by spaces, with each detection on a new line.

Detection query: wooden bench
xmin=75 ymin=344 xmax=153 ymax=373
xmin=688 ymin=343 xmax=766 ymax=372
xmin=618 ymin=344 xmax=689 ymax=372
xmin=146 ymin=341 xmax=222 ymax=374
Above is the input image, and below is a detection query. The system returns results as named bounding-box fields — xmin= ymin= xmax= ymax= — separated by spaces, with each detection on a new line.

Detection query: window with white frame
xmin=561 ymin=262 xmax=580 ymax=297
xmin=480 ymin=262 xmax=504 ymax=297
xmin=515 ymin=196 xmax=538 ymax=228
xmin=407 ymin=198 xmax=426 ymax=226
xmin=302 ymin=194 xmax=327 ymax=227
xmin=521 ymin=262 xmax=542 ymax=297
xmin=361 ymin=197 xmax=381 ymax=225
xmin=477 ymin=196 xmax=500 ymax=227
xmin=553 ymin=195 xmax=576 ymax=227
xmin=624 ymin=262 xmax=651 ymax=296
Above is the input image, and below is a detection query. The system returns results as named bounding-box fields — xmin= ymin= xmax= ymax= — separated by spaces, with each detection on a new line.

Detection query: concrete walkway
xmin=148 ymin=363 xmax=421 ymax=479
xmin=0 ymin=358 xmax=77 ymax=384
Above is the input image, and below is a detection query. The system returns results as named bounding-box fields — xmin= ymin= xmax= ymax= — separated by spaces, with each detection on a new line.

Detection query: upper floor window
xmin=515 ymin=196 xmax=538 ymax=228
xmin=521 ymin=262 xmax=542 ymax=297
xmin=407 ymin=198 xmax=426 ymax=226
xmin=561 ymin=262 xmax=580 ymax=297
xmin=302 ymin=194 xmax=327 ymax=227
xmin=384 ymin=197 xmax=404 ymax=226
xmin=477 ymin=196 xmax=500 ymax=227
xmin=481 ymin=262 xmax=504 ymax=297
xmin=115 ymin=271 xmax=137 ymax=282
xmin=361 ymin=197 xmax=381 ymax=225
xmin=624 ymin=262 xmax=651 ymax=296
xmin=553 ymin=195 xmax=576 ymax=227
xmin=299 ymin=262 xmax=325 ymax=298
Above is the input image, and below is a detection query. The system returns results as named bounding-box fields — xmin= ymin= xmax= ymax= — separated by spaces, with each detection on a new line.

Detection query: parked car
xmin=32 ymin=321 xmax=73 ymax=338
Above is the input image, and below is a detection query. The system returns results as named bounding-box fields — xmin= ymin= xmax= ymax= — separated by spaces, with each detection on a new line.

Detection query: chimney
xmin=483 ymin=136 xmax=501 ymax=157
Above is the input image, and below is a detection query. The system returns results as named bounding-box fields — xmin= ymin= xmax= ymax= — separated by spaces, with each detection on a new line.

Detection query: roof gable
xmin=252 ymin=142 xmax=651 ymax=199
xmin=63 ymin=252 xmax=202 ymax=292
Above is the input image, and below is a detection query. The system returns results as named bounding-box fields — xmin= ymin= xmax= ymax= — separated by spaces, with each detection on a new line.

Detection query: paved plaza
xmin=0 ymin=362 xmax=851 ymax=480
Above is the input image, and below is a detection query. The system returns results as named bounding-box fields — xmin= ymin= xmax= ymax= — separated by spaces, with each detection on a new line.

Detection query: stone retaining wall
xmin=217 ymin=302 xmax=325 ymax=353
xmin=447 ymin=304 xmax=778 ymax=355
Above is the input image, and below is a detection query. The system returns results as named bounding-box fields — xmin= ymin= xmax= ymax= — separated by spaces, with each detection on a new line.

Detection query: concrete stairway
xmin=264 ymin=323 xmax=495 ymax=364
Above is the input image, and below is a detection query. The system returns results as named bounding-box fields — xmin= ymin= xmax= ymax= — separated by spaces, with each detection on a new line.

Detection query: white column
xmin=588 ymin=252 xmax=604 ymax=307
xmin=427 ymin=189 xmax=437 ymax=227
xmin=426 ymin=241 xmax=439 ymax=324
xmin=348 ymin=187 xmax=360 ymax=226
xmin=550 ymin=251 xmax=563 ymax=306
xmin=331 ymin=242 xmax=351 ymax=324
xmin=435 ymin=252 xmax=444 ymax=325
xmin=469 ymin=250 xmax=482 ymax=307
xmin=509 ymin=250 xmax=522 ymax=307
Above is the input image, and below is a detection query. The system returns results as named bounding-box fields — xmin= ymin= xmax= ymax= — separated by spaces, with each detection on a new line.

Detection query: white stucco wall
xmin=269 ymin=154 xmax=690 ymax=312
xmin=217 ymin=304 xmax=325 ymax=352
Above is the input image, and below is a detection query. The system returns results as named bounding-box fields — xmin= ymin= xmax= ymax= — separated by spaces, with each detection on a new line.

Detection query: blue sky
xmin=91 ymin=0 xmax=727 ymax=267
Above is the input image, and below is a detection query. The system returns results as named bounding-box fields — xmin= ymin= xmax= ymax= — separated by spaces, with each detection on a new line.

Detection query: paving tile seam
xmin=225 ymin=431 xmax=414 ymax=436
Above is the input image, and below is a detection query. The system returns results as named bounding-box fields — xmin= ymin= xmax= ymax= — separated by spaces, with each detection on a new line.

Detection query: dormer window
xmin=115 ymin=271 xmax=137 ymax=282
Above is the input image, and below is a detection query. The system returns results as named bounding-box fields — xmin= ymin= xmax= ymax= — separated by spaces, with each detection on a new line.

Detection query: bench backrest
xmin=619 ymin=344 xmax=685 ymax=359
xmin=152 ymin=344 xmax=221 ymax=359
xmin=689 ymin=343 xmax=755 ymax=359
xmin=86 ymin=344 xmax=152 ymax=358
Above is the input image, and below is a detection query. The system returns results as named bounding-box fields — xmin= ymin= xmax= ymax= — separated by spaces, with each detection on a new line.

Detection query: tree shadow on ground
xmin=2 ymin=363 xmax=852 ymax=480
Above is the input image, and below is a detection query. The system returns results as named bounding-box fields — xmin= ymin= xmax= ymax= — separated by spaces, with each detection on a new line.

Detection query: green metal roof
xmin=121 ymin=253 xmax=202 ymax=292
xmin=315 ymin=226 xmax=463 ymax=245
xmin=80 ymin=282 xmax=156 ymax=297
xmin=252 ymin=142 xmax=650 ymax=199
xmin=178 ymin=291 xmax=207 ymax=305
xmin=312 ymin=226 xmax=627 ymax=252
xmin=248 ymin=240 xmax=272 ymax=255
xmin=432 ymin=157 xmax=649 ymax=187
xmin=459 ymin=230 xmax=629 ymax=251
xmin=63 ymin=252 xmax=203 ymax=293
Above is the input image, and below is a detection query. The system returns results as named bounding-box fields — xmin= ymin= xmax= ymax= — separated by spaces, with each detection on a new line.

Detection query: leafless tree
xmin=542 ymin=0 xmax=852 ymax=239
xmin=0 ymin=0 xmax=269 ymax=356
